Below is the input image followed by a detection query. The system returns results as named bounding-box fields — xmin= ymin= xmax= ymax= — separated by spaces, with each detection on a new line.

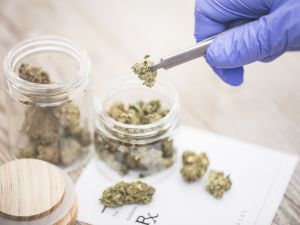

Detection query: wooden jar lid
xmin=0 ymin=159 xmax=69 ymax=222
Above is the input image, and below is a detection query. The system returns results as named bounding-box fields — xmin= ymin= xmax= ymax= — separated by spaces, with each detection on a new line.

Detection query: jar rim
xmin=94 ymin=78 xmax=180 ymax=132
xmin=3 ymin=35 xmax=91 ymax=93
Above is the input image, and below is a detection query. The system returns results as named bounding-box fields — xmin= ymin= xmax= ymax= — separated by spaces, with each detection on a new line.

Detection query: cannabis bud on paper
xmin=18 ymin=64 xmax=91 ymax=166
xmin=132 ymin=55 xmax=157 ymax=88
xmin=205 ymin=170 xmax=232 ymax=199
xmin=180 ymin=150 xmax=209 ymax=182
xmin=95 ymin=100 xmax=175 ymax=175
xmin=100 ymin=181 xmax=155 ymax=208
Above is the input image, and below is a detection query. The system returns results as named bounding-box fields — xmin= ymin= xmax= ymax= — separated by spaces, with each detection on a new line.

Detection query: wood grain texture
xmin=0 ymin=159 xmax=78 ymax=225
xmin=0 ymin=0 xmax=299 ymax=224
xmin=0 ymin=159 xmax=65 ymax=220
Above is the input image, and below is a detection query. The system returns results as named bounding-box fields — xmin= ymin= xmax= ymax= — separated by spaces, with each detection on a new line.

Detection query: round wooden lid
xmin=0 ymin=159 xmax=66 ymax=221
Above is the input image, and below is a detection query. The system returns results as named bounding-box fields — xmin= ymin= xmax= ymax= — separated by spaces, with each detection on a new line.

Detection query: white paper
xmin=75 ymin=126 xmax=298 ymax=225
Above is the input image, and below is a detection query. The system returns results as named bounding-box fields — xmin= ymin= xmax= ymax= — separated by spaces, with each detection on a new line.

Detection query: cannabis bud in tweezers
xmin=131 ymin=55 xmax=157 ymax=88
xmin=205 ymin=170 xmax=232 ymax=199
xmin=180 ymin=150 xmax=209 ymax=182
xmin=100 ymin=181 xmax=155 ymax=208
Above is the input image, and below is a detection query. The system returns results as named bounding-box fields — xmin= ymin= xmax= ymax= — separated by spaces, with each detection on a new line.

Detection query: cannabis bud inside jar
xmin=3 ymin=36 xmax=92 ymax=171
xmin=94 ymin=79 xmax=180 ymax=177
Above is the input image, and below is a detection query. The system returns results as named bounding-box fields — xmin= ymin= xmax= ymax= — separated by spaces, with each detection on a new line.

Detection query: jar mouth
xmin=94 ymin=78 xmax=181 ymax=141
xmin=3 ymin=36 xmax=91 ymax=94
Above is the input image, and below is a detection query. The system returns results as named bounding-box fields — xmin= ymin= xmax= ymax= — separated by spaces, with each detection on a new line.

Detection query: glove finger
xmin=195 ymin=0 xmax=270 ymax=23
xmin=208 ymin=62 xmax=244 ymax=86
xmin=205 ymin=15 xmax=282 ymax=69
xmin=227 ymin=18 xmax=255 ymax=29
xmin=259 ymin=48 xmax=285 ymax=62
xmin=194 ymin=0 xmax=270 ymax=42
xmin=205 ymin=5 xmax=299 ymax=69
xmin=194 ymin=9 xmax=226 ymax=42
xmin=195 ymin=16 xmax=254 ymax=42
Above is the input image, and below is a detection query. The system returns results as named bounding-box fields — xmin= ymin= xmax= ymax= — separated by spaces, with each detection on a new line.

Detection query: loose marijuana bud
xmin=19 ymin=63 xmax=51 ymax=84
xmin=18 ymin=64 xmax=91 ymax=167
xmin=205 ymin=170 xmax=232 ymax=199
xmin=132 ymin=55 xmax=157 ymax=88
xmin=100 ymin=181 xmax=155 ymax=208
xmin=180 ymin=150 xmax=209 ymax=182
xmin=108 ymin=100 xmax=169 ymax=125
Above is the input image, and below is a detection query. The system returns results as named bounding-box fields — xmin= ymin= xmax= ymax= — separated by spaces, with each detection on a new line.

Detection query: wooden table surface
xmin=0 ymin=0 xmax=299 ymax=224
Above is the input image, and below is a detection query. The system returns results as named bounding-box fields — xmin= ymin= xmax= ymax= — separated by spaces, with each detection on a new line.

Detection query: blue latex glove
xmin=194 ymin=0 xmax=300 ymax=86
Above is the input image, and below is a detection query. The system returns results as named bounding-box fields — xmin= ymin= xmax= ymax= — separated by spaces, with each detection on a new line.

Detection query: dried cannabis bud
xmin=125 ymin=147 xmax=171 ymax=171
xmin=19 ymin=63 xmax=51 ymax=84
xmin=205 ymin=170 xmax=232 ymax=199
xmin=95 ymin=100 xmax=175 ymax=175
xmin=18 ymin=64 xmax=91 ymax=166
xmin=100 ymin=181 xmax=155 ymax=208
xmin=162 ymin=140 xmax=175 ymax=158
xmin=108 ymin=100 xmax=169 ymax=125
xmin=22 ymin=107 xmax=60 ymax=145
xmin=180 ymin=150 xmax=209 ymax=182
xmin=132 ymin=55 xmax=157 ymax=88
xmin=53 ymin=103 xmax=81 ymax=136
xmin=98 ymin=149 xmax=128 ymax=174
xmin=19 ymin=143 xmax=37 ymax=158
xmin=36 ymin=143 xmax=60 ymax=164
xmin=78 ymin=129 xmax=92 ymax=147
xmin=95 ymin=130 xmax=175 ymax=175
xmin=60 ymin=137 xmax=82 ymax=165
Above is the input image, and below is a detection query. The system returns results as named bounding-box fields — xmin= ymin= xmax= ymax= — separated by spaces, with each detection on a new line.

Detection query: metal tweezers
xmin=150 ymin=35 xmax=217 ymax=71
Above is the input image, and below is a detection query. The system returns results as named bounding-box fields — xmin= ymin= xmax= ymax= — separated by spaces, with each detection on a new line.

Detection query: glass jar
xmin=3 ymin=36 xmax=92 ymax=171
xmin=94 ymin=78 xmax=180 ymax=178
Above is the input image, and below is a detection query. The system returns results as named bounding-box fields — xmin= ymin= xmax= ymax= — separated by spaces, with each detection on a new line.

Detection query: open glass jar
xmin=94 ymin=78 xmax=180 ymax=178
xmin=3 ymin=36 xmax=92 ymax=171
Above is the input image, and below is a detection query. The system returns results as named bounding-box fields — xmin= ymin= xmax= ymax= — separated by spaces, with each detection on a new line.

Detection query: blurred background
xmin=0 ymin=1 xmax=299 ymax=223
xmin=0 ymin=0 xmax=298 ymax=152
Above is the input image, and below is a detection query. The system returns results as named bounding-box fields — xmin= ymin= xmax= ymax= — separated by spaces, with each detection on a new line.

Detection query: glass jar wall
xmin=94 ymin=79 xmax=180 ymax=178
xmin=2 ymin=36 xmax=92 ymax=171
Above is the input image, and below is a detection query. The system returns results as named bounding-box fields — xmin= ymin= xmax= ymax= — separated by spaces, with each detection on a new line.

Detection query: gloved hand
xmin=194 ymin=0 xmax=300 ymax=86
